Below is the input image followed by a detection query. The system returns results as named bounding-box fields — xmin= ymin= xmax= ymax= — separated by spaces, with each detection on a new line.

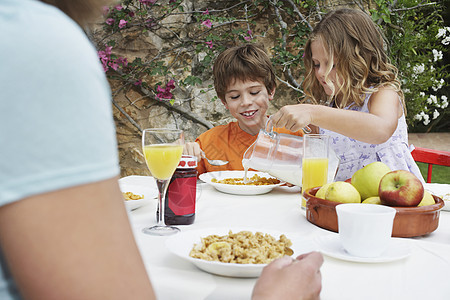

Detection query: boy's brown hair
xmin=213 ymin=44 xmax=277 ymax=101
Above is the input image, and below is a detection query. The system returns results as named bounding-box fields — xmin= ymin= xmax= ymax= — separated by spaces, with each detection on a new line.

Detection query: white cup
xmin=336 ymin=203 xmax=396 ymax=258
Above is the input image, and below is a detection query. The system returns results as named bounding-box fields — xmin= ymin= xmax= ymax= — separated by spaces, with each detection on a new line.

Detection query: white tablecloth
xmin=121 ymin=176 xmax=450 ymax=300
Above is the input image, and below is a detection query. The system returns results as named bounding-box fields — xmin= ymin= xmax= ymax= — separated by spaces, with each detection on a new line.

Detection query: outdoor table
xmin=121 ymin=175 xmax=450 ymax=300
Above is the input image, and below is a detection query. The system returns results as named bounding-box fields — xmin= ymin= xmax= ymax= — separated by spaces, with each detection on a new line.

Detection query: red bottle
xmin=158 ymin=155 xmax=197 ymax=225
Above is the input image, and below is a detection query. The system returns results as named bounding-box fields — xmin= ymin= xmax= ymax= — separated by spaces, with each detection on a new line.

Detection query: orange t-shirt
xmin=195 ymin=121 xmax=303 ymax=175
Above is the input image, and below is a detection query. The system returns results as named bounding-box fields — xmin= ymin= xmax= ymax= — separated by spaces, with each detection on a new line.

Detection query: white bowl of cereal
xmin=199 ymin=171 xmax=284 ymax=195
xmin=119 ymin=182 xmax=156 ymax=211
xmin=165 ymin=227 xmax=309 ymax=277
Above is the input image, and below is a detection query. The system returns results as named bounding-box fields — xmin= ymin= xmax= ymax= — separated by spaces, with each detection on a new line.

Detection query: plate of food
xmin=165 ymin=227 xmax=314 ymax=277
xmin=199 ymin=171 xmax=284 ymax=195
xmin=119 ymin=182 xmax=157 ymax=211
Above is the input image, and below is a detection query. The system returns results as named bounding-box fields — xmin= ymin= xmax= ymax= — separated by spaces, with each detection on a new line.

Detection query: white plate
xmin=165 ymin=227 xmax=313 ymax=278
xmin=315 ymin=235 xmax=411 ymax=263
xmin=119 ymin=182 xmax=157 ymax=211
xmin=199 ymin=171 xmax=284 ymax=195
xmin=423 ymin=183 xmax=450 ymax=211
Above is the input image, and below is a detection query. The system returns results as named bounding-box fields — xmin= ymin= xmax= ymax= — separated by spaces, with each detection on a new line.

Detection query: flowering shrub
xmin=92 ymin=0 xmax=448 ymax=132
xmin=375 ymin=0 xmax=449 ymax=131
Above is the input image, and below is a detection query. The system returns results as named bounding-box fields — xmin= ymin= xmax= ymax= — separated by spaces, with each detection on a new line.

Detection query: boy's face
xmin=221 ymin=78 xmax=274 ymax=136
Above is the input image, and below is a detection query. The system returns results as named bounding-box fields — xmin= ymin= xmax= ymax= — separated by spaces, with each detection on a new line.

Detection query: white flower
xmin=432 ymin=79 xmax=444 ymax=92
xmin=443 ymin=36 xmax=450 ymax=46
xmin=433 ymin=110 xmax=440 ymax=119
xmin=414 ymin=114 xmax=422 ymax=121
xmin=442 ymin=95 xmax=448 ymax=101
xmin=437 ymin=28 xmax=447 ymax=38
xmin=419 ymin=92 xmax=426 ymax=97
xmin=423 ymin=118 xmax=430 ymax=126
xmin=442 ymin=99 xmax=448 ymax=109
xmin=427 ymin=97 xmax=433 ymax=104
xmin=432 ymin=49 xmax=443 ymax=62
xmin=413 ymin=63 xmax=425 ymax=74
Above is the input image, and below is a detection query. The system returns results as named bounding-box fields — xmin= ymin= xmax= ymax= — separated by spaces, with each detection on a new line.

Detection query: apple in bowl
xmin=378 ymin=170 xmax=424 ymax=207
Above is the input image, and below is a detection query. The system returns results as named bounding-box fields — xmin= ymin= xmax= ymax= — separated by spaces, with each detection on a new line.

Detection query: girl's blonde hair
xmin=302 ymin=8 xmax=405 ymax=110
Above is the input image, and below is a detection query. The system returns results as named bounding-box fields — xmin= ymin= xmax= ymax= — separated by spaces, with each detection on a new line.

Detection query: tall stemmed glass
xmin=142 ymin=128 xmax=184 ymax=236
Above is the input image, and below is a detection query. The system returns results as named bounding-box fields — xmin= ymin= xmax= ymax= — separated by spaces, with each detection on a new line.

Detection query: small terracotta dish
xmin=304 ymin=187 xmax=445 ymax=238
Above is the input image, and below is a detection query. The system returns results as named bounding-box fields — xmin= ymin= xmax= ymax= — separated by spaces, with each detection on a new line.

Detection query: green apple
xmin=316 ymin=182 xmax=333 ymax=199
xmin=325 ymin=181 xmax=361 ymax=203
xmin=362 ymin=196 xmax=382 ymax=204
xmin=418 ymin=190 xmax=435 ymax=207
xmin=351 ymin=162 xmax=391 ymax=200
xmin=379 ymin=170 xmax=424 ymax=207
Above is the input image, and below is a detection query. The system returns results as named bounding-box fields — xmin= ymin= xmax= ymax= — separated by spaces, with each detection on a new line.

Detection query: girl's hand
xmin=271 ymin=104 xmax=314 ymax=133
xmin=184 ymin=142 xmax=202 ymax=162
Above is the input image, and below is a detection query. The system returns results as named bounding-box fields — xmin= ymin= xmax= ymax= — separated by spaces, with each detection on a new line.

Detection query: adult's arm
xmin=0 ymin=177 xmax=156 ymax=300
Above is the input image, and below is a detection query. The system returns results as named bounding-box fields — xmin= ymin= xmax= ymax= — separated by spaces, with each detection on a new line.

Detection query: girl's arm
xmin=272 ymin=87 xmax=402 ymax=144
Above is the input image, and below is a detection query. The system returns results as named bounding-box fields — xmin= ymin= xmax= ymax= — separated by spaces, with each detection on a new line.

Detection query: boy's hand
xmin=184 ymin=142 xmax=202 ymax=161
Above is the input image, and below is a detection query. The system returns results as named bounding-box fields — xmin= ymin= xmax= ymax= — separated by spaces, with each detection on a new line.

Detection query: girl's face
xmin=222 ymin=79 xmax=274 ymax=136
xmin=311 ymin=39 xmax=338 ymax=96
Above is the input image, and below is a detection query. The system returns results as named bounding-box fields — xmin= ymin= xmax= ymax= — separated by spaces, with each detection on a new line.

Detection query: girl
xmin=271 ymin=8 xmax=424 ymax=182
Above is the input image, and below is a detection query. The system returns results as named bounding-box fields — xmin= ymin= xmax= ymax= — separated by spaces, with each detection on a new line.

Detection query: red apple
xmin=378 ymin=170 xmax=424 ymax=207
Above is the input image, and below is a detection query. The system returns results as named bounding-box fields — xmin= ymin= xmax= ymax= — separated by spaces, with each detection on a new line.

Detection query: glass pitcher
xmin=243 ymin=118 xmax=305 ymax=186
xmin=242 ymin=118 xmax=339 ymax=186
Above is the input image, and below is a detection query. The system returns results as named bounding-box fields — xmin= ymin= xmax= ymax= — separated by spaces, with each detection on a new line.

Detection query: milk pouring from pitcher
xmin=242 ymin=117 xmax=304 ymax=186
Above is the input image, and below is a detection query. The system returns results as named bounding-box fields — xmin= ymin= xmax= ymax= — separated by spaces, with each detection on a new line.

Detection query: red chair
xmin=411 ymin=147 xmax=450 ymax=183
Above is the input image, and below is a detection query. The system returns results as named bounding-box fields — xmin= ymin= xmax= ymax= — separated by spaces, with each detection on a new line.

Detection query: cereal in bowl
xmin=189 ymin=230 xmax=293 ymax=264
xmin=211 ymin=174 xmax=280 ymax=186
xmin=122 ymin=192 xmax=144 ymax=201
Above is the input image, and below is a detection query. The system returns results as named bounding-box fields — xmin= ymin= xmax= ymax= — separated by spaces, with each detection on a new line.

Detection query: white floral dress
xmin=320 ymin=93 xmax=425 ymax=183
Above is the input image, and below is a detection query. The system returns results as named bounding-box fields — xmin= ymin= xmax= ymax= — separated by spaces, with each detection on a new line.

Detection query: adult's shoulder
xmin=1 ymin=0 xmax=101 ymax=79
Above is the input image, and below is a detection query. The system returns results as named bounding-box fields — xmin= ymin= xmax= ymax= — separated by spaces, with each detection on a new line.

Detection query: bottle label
xmin=167 ymin=177 xmax=196 ymax=215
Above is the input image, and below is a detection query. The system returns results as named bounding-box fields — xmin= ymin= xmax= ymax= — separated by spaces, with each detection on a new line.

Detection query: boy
xmin=185 ymin=44 xmax=305 ymax=174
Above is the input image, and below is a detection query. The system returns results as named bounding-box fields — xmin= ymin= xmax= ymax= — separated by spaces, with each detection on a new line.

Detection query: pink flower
xmin=102 ymin=6 xmax=110 ymax=16
xmin=106 ymin=18 xmax=115 ymax=25
xmin=134 ymin=80 xmax=143 ymax=86
xmin=156 ymin=85 xmax=166 ymax=93
xmin=110 ymin=61 xmax=119 ymax=71
xmin=206 ymin=41 xmax=213 ymax=49
xmin=119 ymin=19 xmax=127 ymax=29
xmin=201 ymin=19 xmax=212 ymax=28
xmin=166 ymin=79 xmax=175 ymax=90
xmin=203 ymin=9 xmax=209 ymax=15
xmin=244 ymin=30 xmax=253 ymax=40
xmin=116 ymin=57 xmax=128 ymax=67
xmin=157 ymin=91 xmax=174 ymax=99
xmin=114 ymin=4 xmax=123 ymax=11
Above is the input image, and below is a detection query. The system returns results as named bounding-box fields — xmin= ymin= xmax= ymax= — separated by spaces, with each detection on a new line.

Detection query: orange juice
xmin=143 ymin=144 xmax=183 ymax=180
xmin=301 ymin=158 xmax=329 ymax=207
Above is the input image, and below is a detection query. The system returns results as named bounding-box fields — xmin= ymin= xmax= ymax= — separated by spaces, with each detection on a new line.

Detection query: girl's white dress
xmin=320 ymin=93 xmax=425 ymax=183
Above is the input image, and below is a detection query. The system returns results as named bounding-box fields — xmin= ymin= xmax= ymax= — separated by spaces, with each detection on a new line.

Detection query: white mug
xmin=336 ymin=203 xmax=396 ymax=258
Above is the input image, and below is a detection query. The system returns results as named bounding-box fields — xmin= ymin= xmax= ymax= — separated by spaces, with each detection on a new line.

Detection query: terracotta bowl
xmin=304 ymin=187 xmax=445 ymax=238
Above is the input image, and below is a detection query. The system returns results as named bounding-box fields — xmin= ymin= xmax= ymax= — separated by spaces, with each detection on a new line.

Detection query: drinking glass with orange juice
xmin=142 ymin=128 xmax=184 ymax=235
xmin=302 ymin=134 xmax=329 ymax=207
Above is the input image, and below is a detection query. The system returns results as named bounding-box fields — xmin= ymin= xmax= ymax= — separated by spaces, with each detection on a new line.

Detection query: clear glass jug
xmin=243 ymin=118 xmax=339 ymax=186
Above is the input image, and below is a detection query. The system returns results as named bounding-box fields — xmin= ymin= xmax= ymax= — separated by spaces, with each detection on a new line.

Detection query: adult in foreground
xmin=0 ymin=0 xmax=323 ymax=299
